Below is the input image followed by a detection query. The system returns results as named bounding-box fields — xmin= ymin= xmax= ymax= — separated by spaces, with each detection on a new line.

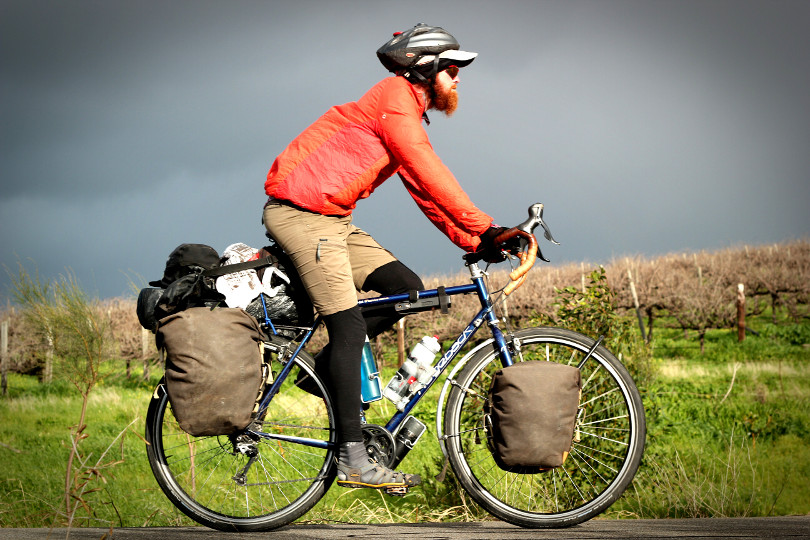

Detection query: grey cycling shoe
xmin=336 ymin=457 xmax=421 ymax=494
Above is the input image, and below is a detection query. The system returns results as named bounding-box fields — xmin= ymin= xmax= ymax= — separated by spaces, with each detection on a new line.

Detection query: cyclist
xmin=262 ymin=23 xmax=508 ymax=491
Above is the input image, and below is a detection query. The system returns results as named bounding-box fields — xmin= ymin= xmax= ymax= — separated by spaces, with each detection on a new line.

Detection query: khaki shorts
xmin=262 ymin=201 xmax=397 ymax=316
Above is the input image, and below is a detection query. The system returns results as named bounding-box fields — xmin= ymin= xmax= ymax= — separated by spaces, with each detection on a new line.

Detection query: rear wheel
xmin=145 ymin=336 xmax=335 ymax=532
xmin=443 ymin=327 xmax=645 ymax=528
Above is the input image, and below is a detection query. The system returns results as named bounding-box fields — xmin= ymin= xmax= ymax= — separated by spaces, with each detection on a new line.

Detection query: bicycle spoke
xmin=570 ymin=446 xmax=616 ymax=479
xmin=444 ymin=328 xmax=645 ymax=528
xmin=579 ymin=386 xmax=621 ymax=408
xmin=578 ymin=428 xmax=629 ymax=447
xmin=145 ymin=336 xmax=337 ymax=531
xmin=580 ymin=364 xmax=603 ymax=391
xmin=572 ymin=441 xmax=627 ymax=463
xmin=566 ymin=451 xmax=599 ymax=497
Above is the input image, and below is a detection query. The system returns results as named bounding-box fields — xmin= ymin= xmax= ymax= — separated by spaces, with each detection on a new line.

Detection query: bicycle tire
xmin=145 ymin=335 xmax=336 ymax=532
xmin=443 ymin=327 xmax=645 ymax=528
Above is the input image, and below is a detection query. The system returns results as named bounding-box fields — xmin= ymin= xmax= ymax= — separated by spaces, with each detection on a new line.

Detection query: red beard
xmin=430 ymin=82 xmax=458 ymax=116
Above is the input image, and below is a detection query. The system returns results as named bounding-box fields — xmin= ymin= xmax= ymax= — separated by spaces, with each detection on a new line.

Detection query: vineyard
xmin=1 ymin=240 xmax=808 ymax=380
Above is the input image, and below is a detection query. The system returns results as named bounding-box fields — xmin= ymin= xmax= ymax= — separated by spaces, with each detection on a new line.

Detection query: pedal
xmin=384 ymin=485 xmax=409 ymax=497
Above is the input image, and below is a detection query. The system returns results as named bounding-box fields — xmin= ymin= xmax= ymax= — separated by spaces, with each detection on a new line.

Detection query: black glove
xmin=476 ymin=226 xmax=514 ymax=263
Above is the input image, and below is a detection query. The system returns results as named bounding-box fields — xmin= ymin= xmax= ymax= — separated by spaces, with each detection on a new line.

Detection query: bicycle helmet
xmin=377 ymin=23 xmax=477 ymax=83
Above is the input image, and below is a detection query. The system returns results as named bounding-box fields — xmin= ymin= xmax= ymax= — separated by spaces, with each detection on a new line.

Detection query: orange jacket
xmin=265 ymin=76 xmax=492 ymax=251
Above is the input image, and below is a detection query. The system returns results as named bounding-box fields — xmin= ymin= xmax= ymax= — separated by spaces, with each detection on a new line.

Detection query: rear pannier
xmin=156 ymin=307 xmax=265 ymax=437
xmin=141 ymin=242 xmax=314 ymax=437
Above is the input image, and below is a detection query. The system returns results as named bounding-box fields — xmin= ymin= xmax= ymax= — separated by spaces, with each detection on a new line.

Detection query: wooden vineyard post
xmin=44 ymin=331 xmax=54 ymax=384
xmin=627 ymin=268 xmax=647 ymax=342
xmin=581 ymin=262 xmax=586 ymax=293
xmin=737 ymin=283 xmax=745 ymax=342
xmin=1 ymin=320 xmax=8 ymax=396
xmin=142 ymin=327 xmax=152 ymax=380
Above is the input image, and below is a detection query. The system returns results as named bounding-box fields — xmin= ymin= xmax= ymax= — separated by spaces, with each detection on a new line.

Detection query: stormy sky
xmin=2 ymin=0 xmax=809 ymax=301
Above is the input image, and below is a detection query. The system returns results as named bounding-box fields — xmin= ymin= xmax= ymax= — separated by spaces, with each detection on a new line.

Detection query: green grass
xmin=0 ymin=370 xmax=192 ymax=528
xmin=611 ymin=312 xmax=810 ymax=519
xmin=1 ymin=312 xmax=809 ymax=528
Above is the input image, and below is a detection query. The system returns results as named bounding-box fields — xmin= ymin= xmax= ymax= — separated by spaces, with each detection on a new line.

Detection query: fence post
xmin=1 ymin=320 xmax=8 ymax=396
xmin=141 ymin=327 xmax=151 ymax=380
xmin=737 ymin=283 xmax=746 ymax=342
xmin=627 ymin=268 xmax=647 ymax=342
xmin=581 ymin=262 xmax=586 ymax=293
xmin=44 ymin=331 xmax=54 ymax=384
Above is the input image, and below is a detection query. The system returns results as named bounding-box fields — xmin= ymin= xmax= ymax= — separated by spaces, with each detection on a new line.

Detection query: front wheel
xmin=443 ymin=327 xmax=646 ymax=528
xmin=145 ymin=335 xmax=336 ymax=532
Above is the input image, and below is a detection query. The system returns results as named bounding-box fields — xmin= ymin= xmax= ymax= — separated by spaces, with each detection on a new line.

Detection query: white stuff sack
xmin=215 ymin=243 xmax=289 ymax=309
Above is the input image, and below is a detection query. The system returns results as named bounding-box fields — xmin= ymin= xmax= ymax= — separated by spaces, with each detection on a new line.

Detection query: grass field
xmin=1 ymin=312 xmax=808 ymax=528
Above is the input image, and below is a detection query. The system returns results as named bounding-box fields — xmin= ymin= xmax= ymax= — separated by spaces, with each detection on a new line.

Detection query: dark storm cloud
xmin=3 ymin=2 xmax=263 ymax=199
xmin=1 ymin=0 xmax=809 ymax=300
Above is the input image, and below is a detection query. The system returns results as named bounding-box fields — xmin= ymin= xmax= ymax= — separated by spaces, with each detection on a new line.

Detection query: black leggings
xmin=362 ymin=261 xmax=425 ymax=338
xmin=320 ymin=261 xmax=424 ymax=442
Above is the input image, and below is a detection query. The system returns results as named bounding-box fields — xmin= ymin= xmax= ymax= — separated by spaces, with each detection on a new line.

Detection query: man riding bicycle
xmin=262 ymin=23 xmax=508 ymax=491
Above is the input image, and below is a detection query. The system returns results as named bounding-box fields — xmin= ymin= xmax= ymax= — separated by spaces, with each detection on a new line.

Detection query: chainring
xmin=361 ymin=424 xmax=396 ymax=468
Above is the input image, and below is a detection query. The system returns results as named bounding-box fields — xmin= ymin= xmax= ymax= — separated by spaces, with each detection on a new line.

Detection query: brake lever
xmin=516 ymin=203 xmax=559 ymax=262
xmin=517 ymin=203 xmax=560 ymax=245
xmin=532 ymin=242 xmax=550 ymax=263
xmin=515 ymin=238 xmax=550 ymax=263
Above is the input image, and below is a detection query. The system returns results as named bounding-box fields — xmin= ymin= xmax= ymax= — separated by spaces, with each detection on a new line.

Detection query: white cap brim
xmin=438 ymin=49 xmax=478 ymax=67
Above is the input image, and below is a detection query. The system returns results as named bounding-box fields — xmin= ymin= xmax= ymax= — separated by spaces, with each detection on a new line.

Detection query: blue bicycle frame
xmin=248 ymin=261 xmax=515 ymax=450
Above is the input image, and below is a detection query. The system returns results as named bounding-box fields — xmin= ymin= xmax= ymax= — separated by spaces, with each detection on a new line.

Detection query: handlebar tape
xmin=493 ymin=229 xmax=538 ymax=296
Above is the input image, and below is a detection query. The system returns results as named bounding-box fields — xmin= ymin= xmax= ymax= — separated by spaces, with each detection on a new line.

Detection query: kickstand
xmin=232 ymin=454 xmax=258 ymax=486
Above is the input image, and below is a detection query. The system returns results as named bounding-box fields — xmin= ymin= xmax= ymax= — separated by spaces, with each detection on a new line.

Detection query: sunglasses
xmin=444 ymin=65 xmax=460 ymax=79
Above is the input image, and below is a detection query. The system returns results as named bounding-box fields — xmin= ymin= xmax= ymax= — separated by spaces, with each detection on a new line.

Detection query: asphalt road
xmin=1 ymin=517 xmax=808 ymax=540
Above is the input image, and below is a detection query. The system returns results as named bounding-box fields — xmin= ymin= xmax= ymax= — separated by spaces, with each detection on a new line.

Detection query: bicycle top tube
xmin=357 ymin=283 xmax=477 ymax=308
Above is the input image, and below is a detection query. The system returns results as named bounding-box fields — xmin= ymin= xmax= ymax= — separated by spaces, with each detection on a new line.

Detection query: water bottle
xmin=411 ymin=335 xmax=441 ymax=388
xmin=383 ymin=336 xmax=441 ymax=410
xmin=359 ymin=336 xmax=382 ymax=403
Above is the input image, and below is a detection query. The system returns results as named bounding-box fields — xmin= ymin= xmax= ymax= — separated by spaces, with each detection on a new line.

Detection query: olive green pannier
xmin=488 ymin=361 xmax=581 ymax=470
xmin=156 ymin=307 xmax=265 ymax=437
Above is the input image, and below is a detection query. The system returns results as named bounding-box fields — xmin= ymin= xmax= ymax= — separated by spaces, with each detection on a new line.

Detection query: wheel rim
xmin=448 ymin=331 xmax=643 ymax=522
xmin=150 ymin=349 xmax=335 ymax=526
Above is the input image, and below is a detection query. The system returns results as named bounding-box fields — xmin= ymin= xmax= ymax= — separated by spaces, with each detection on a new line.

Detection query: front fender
xmin=435 ymin=338 xmax=495 ymax=458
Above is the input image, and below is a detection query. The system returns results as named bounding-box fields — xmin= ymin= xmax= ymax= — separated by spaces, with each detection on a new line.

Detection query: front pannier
xmin=488 ymin=361 xmax=581 ymax=470
xmin=156 ymin=307 xmax=265 ymax=437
